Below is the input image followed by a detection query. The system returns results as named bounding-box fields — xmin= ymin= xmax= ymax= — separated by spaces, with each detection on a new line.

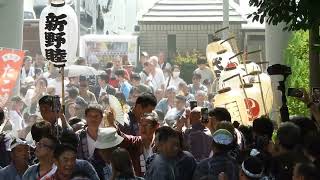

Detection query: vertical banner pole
xmin=257 ymin=73 xmax=267 ymax=115
xmin=61 ymin=66 xmax=65 ymax=113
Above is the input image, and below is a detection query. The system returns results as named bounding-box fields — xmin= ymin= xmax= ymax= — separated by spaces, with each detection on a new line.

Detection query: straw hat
xmin=94 ymin=127 xmax=124 ymax=149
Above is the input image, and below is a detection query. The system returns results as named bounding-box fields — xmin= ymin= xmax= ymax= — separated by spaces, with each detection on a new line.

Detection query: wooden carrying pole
xmin=256 ymin=72 xmax=267 ymax=115
xmin=60 ymin=66 xmax=65 ymax=113
xmin=215 ymin=26 xmax=229 ymax=35
xmin=247 ymin=71 xmax=267 ymax=115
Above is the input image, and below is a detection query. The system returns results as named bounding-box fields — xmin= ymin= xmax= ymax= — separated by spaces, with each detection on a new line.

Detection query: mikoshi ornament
xmin=214 ymin=87 xmax=249 ymax=125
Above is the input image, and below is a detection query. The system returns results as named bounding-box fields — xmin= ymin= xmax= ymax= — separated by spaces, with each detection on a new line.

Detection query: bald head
xmin=159 ymin=52 xmax=165 ymax=64
xmin=190 ymin=107 xmax=201 ymax=125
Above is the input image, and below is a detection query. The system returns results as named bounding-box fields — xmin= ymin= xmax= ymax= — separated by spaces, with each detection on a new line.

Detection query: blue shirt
xmin=192 ymin=152 xmax=239 ymax=180
xmin=119 ymin=81 xmax=132 ymax=101
xmin=0 ymin=163 xmax=24 ymax=180
xmin=184 ymin=123 xmax=212 ymax=161
xmin=145 ymin=154 xmax=175 ymax=180
xmin=155 ymin=98 xmax=169 ymax=116
xmin=145 ymin=151 xmax=196 ymax=180
xmin=22 ymin=160 xmax=99 ymax=180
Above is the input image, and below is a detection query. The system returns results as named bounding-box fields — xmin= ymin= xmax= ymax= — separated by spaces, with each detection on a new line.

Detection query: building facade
xmin=138 ymin=0 xmax=246 ymax=59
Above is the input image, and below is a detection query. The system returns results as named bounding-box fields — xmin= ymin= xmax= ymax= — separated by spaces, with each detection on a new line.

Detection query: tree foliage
xmin=285 ymin=31 xmax=310 ymax=116
xmin=174 ymin=52 xmax=198 ymax=84
xmin=248 ymin=0 xmax=320 ymax=31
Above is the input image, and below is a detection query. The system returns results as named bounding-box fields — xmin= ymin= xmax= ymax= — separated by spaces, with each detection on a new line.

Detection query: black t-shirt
xmin=0 ymin=133 xmax=11 ymax=167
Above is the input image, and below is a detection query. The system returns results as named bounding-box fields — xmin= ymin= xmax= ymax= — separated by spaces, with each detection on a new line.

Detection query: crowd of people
xmin=0 ymin=52 xmax=320 ymax=180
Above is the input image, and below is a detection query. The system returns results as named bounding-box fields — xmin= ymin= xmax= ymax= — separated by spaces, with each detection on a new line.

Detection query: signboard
xmin=0 ymin=48 xmax=25 ymax=107
xmin=79 ymin=34 xmax=138 ymax=66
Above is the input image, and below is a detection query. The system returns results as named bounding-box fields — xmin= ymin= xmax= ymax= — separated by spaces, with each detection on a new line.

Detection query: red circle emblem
xmin=244 ymin=98 xmax=260 ymax=121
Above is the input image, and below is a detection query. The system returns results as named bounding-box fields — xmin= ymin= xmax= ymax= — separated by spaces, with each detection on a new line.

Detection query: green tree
xmin=174 ymin=52 xmax=198 ymax=84
xmin=285 ymin=31 xmax=310 ymax=116
xmin=249 ymin=0 xmax=320 ymax=88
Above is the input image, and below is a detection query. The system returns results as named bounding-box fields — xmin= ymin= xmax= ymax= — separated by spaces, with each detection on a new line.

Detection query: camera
xmin=201 ymin=108 xmax=209 ymax=123
xmin=312 ymin=87 xmax=320 ymax=103
xmin=190 ymin=101 xmax=197 ymax=110
xmin=267 ymin=64 xmax=292 ymax=76
xmin=287 ymin=88 xmax=304 ymax=98
xmin=52 ymin=95 xmax=61 ymax=113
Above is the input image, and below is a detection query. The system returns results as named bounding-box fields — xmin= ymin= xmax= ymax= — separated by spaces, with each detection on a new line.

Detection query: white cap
xmin=94 ymin=127 xmax=124 ymax=149
xmin=9 ymin=138 xmax=30 ymax=151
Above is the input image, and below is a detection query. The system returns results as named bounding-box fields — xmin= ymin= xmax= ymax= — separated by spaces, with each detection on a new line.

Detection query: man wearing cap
xmin=100 ymin=111 xmax=160 ymax=177
xmin=207 ymin=107 xmax=245 ymax=150
xmin=193 ymin=56 xmax=214 ymax=86
xmin=188 ymin=73 xmax=208 ymax=95
xmin=90 ymin=127 xmax=123 ymax=180
xmin=0 ymin=138 xmax=30 ymax=179
xmin=193 ymin=129 xmax=239 ymax=180
xmin=183 ymin=107 xmax=212 ymax=161
xmin=9 ymin=96 xmax=25 ymax=132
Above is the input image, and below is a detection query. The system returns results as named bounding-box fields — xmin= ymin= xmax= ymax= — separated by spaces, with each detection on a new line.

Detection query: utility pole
xmin=93 ymin=0 xmax=97 ymax=34
xmin=223 ymin=0 xmax=229 ymax=39
xmin=76 ymin=0 xmax=80 ymax=54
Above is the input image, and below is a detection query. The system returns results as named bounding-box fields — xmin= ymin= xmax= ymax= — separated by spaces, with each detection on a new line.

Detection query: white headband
xmin=241 ymin=162 xmax=264 ymax=179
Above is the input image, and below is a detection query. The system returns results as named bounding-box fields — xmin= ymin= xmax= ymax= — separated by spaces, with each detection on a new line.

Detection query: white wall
xmin=103 ymin=0 xmax=125 ymax=34
xmin=104 ymin=0 xmax=140 ymax=34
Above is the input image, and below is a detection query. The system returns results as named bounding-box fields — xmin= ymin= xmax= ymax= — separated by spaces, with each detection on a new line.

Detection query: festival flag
xmin=0 ymin=48 xmax=25 ymax=107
